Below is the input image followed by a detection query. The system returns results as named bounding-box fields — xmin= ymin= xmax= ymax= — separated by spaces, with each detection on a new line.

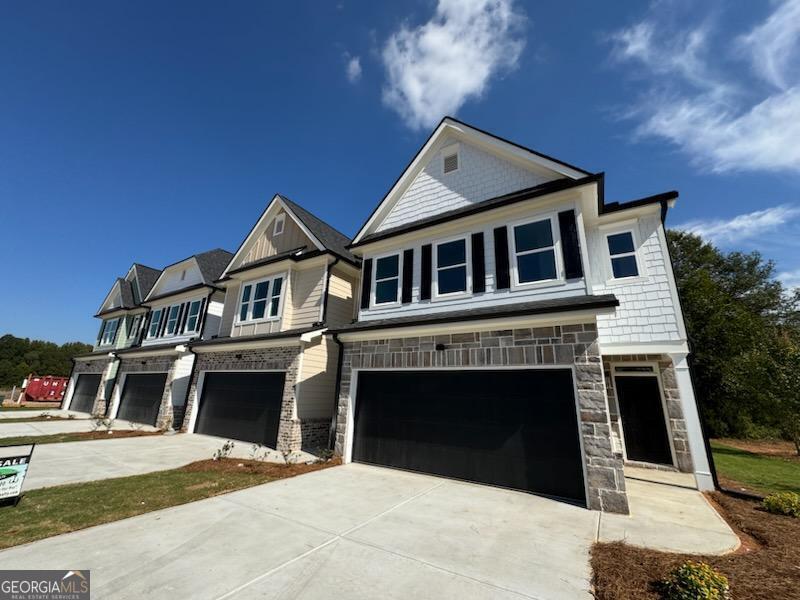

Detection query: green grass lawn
xmin=711 ymin=441 xmax=800 ymax=495
xmin=0 ymin=459 xmax=334 ymax=549
xmin=0 ymin=430 xmax=158 ymax=446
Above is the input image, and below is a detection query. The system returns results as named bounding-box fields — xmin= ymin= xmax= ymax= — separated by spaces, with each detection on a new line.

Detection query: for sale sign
xmin=0 ymin=445 xmax=34 ymax=504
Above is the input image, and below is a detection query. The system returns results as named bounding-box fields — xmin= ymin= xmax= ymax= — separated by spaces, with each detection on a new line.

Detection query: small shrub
xmin=67 ymin=414 xmax=76 ymax=420
xmin=212 ymin=440 xmax=235 ymax=461
xmin=762 ymin=492 xmax=800 ymax=517
xmin=315 ymin=448 xmax=335 ymax=463
xmin=659 ymin=561 xmax=729 ymax=599
xmin=91 ymin=417 xmax=113 ymax=432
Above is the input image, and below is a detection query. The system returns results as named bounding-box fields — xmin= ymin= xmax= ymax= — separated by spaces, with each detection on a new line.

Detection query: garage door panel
xmin=70 ymin=374 xmax=101 ymax=413
xmin=195 ymin=372 xmax=285 ymax=447
xmin=353 ymin=370 xmax=586 ymax=505
xmin=117 ymin=373 xmax=168 ymax=426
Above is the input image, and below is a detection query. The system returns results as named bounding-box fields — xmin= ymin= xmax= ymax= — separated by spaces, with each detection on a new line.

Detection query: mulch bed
xmin=591 ymin=492 xmax=800 ymax=599
xmin=72 ymin=430 xmax=161 ymax=441
xmin=182 ymin=457 xmax=342 ymax=477
xmin=714 ymin=438 xmax=800 ymax=461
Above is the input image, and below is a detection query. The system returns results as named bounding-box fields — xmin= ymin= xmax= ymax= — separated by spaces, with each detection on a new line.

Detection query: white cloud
xmin=610 ymin=1 xmax=800 ymax=174
xmin=381 ymin=0 xmax=526 ymax=130
xmin=346 ymin=55 xmax=362 ymax=83
xmin=737 ymin=0 xmax=800 ymax=90
xmin=777 ymin=268 xmax=800 ymax=291
xmin=676 ymin=205 xmax=800 ymax=246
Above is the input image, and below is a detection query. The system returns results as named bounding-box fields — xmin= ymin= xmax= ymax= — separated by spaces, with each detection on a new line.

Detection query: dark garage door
xmin=194 ymin=372 xmax=285 ymax=447
xmin=353 ymin=369 xmax=586 ymax=505
xmin=70 ymin=374 xmax=101 ymax=414
xmin=117 ymin=373 xmax=168 ymax=426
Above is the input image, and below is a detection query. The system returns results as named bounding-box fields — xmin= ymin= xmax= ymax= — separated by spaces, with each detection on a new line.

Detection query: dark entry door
xmin=195 ymin=372 xmax=285 ymax=447
xmin=615 ymin=376 xmax=673 ymax=465
xmin=353 ymin=369 xmax=586 ymax=505
xmin=117 ymin=373 xmax=168 ymax=426
xmin=70 ymin=374 xmax=101 ymax=413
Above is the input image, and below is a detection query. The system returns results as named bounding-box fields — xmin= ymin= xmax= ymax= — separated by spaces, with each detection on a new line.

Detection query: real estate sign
xmin=0 ymin=446 xmax=34 ymax=504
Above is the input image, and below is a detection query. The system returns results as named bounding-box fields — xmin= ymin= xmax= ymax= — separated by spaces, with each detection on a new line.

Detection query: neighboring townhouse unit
xmin=102 ymin=248 xmax=233 ymax=429
xmin=180 ymin=195 xmax=359 ymax=453
xmin=65 ymin=263 xmax=161 ymax=415
xmin=330 ymin=117 xmax=713 ymax=514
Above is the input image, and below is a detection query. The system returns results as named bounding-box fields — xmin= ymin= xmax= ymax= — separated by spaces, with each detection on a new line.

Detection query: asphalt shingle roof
xmin=278 ymin=195 xmax=357 ymax=264
xmin=193 ymin=248 xmax=235 ymax=284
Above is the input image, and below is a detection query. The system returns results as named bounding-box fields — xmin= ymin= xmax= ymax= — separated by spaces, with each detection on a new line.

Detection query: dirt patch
xmin=70 ymin=430 xmax=161 ymax=441
xmin=591 ymin=492 xmax=800 ymax=599
xmin=182 ymin=457 xmax=341 ymax=478
xmin=714 ymin=438 xmax=799 ymax=461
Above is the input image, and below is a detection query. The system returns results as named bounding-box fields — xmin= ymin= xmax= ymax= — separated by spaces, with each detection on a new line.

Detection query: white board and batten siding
xmin=243 ymin=209 xmax=315 ymax=264
xmin=376 ymin=139 xmax=560 ymax=232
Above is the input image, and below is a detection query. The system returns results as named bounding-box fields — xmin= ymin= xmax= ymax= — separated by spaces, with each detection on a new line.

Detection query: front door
xmin=615 ymin=375 xmax=673 ymax=465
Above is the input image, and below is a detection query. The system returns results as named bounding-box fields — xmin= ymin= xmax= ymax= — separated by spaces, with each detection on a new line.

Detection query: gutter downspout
xmin=328 ymin=332 xmax=345 ymax=452
xmin=320 ymin=256 xmax=340 ymax=324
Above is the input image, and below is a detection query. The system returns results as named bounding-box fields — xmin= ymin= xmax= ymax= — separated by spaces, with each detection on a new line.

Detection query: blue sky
xmin=1 ymin=0 xmax=799 ymax=344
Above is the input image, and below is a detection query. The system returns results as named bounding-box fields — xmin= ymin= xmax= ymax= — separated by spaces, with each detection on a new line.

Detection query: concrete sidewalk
xmin=19 ymin=433 xmax=315 ymax=491
xmin=0 ymin=418 xmax=153 ymax=439
xmin=0 ymin=409 xmax=81 ymax=420
xmin=0 ymin=464 xmax=739 ymax=600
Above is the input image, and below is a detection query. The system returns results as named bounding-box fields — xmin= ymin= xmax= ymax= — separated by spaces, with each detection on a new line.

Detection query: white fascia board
xmin=222 ymin=195 xmax=325 ymax=279
xmin=337 ymin=308 xmax=612 ymax=342
xmin=598 ymin=341 xmax=689 ymax=356
xmin=75 ymin=352 xmax=116 ymax=363
xmin=143 ymin=257 xmax=195 ymax=302
xmin=117 ymin=346 xmax=183 ymax=359
xmin=191 ymin=337 xmax=302 ymax=353
xmin=300 ymin=328 xmax=327 ymax=343
xmin=97 ymin=280 xmax=122 ymax=315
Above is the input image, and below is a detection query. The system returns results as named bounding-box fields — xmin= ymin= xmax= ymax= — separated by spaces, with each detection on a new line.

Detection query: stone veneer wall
xmin=72 ymin=358 xmax=111 ymax=415
xmin=181 ymin=346 xmax=327 ymax=453
xmin=335 ymin=323 xmax=630 ymax=514
xmin=116 ymin=355 xmax=179 ymax=429
xmin=603 ymin=354 xmax=693 ymax=473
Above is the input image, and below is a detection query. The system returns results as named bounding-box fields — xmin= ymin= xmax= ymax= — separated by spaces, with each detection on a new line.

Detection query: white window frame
xmin=508 ymin=213 xmax=563 ymax=289
xmin=236 ymin=273 xmax=286 ymax=324
xmin=164 ymin=304 xmax=182 ymax=336
xmin=273 ymin=213 xmax=286 ymax=236
xmin=442 ymin=143 xmax=460 ymax=175
xmin=128 ymin=314 xmax=141 ymax=339
xmin=371 ymin=251 xmax=402 ymax=308
xmin=605 ymin=228 xmax=642 ymax=281
xmin=147 ymin=308 xmax=164 ymax=339
xmin=99 ymin=318 xmax=119 ymax=346
xmin=433 ymin=235 xmax=471 ymax=300
xmin=183 ymin=299 xmax=203 ymax=334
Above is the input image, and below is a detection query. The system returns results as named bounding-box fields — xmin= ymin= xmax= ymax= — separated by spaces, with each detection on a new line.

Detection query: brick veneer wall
xmin=72 ymin=358 xmax=111 ymax=415
xmin=181 ymin=345 xmax=319 ymax=453
xmin=603 ymin=354 xmax=693 ymax=473
xmin=116 ymin=355 xmax=177 ymax=429
xmin=334 ymin=323 xmax=630 ymax=514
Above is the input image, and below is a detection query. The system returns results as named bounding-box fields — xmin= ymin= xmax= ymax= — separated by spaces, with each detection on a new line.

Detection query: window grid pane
xmin=611 ymin=255 xmax=639 ymax=278
xmin=375 ymin=279 xmax=398 ymax=304
xmin=376 ymin=255 xmax=399 ymax=280
xmin=514 ymin=220 xmax=553 ymax=253
xmin=437 ymin=240 xmax=466 ymax=268
xmin=438 ymin=266 xmax=467 ymax=294
xmin=517 ymin=249 xmax=557 ymax=283
xmin=607 ymin=232 xmax=635 ymax=256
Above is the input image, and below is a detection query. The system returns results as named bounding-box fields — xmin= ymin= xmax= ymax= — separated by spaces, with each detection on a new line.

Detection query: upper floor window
xmin=273 ymin=214 xmax=286 ymax=236
xmin=607 ymin=231 xmax=639 ymax=279
xmin=147 ymin=308 xmax=163 ymax=338
xmin=435 ymin=238 xmax=469 ymax=297
xmin=184 ymin=300 xmax=203 ymax=333
xmin=128 ymin=315 xmax=141 ymax=339
xmin=165 ymin=305 xmax=181 ymax=335
xmin=373 ymin=254 xmax=400 ymax=305
xmin=99 ymin=318 xmax=119 ymax=345
xmin=238 ymin=275 xmax=284 ymax=322
xmin=512 ymin=217 xmax=558 ymax=285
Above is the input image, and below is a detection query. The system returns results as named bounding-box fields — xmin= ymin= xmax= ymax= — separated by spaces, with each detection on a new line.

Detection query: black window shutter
xmin=178 ymin=302 xmax=189 ymax=334
xmin=401 ymin=249 xmax=414 ymax=304
xmin=420 ymin=244 xmax=432 ymax=300
xmin=494 ymin=226 xmax=511 ymax=290
xmin=471 ymin=232 xmax=485 ymax=293
xmin=360 ymin=259 xmax=373 ymax=309
xmin=158 ymin=308 xmax=169 ymax=337
xmin=195 ymin=297 xmax=208 ymax=335
xmin=96 ymin=322 xmax=105 ymax=345
xmin=141 ymin=312 xmax=152 ymax=341
xmin=558 ymin=210 xmax=584 ymax=279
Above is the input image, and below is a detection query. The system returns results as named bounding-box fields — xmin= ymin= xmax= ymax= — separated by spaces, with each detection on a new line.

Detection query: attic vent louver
xmin=443 ymin=152 xmax=459 ymax=174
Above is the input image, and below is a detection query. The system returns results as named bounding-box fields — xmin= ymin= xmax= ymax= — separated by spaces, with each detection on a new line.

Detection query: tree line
xmin=0 ymin=335 xmax=92 ymax=389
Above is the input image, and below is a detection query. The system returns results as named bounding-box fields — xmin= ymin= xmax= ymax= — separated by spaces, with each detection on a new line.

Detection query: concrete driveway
xmin=17 ymin=433 xmax=314 ymax=491
xmin=0 ymin=464 xmax=738 ymax=600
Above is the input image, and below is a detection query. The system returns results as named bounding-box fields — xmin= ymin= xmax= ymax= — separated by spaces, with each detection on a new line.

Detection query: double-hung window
xmin=165 ymin=305 xmax=181 ymax=335
xmin=512 ymin=218 xmax=558 ymax=284
xmin=100 ymin=318 xmax=119 ymax=345
xmin=128 ymin=315 xmax=141 ymax=339
xmin=238 ymin=275 xmax=284 ymax=322
xmin=607 ymin=231 xmax=639 ymax=279
xmin=373 ymin=254 xmax=400 ymax=305
xmin=435 ymin=238 xmax=469 ymax=296
xmin=147 ymin=308 xmax=163 ymax=338
xmin=184 ymin=300 xmax=203 ymax=333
